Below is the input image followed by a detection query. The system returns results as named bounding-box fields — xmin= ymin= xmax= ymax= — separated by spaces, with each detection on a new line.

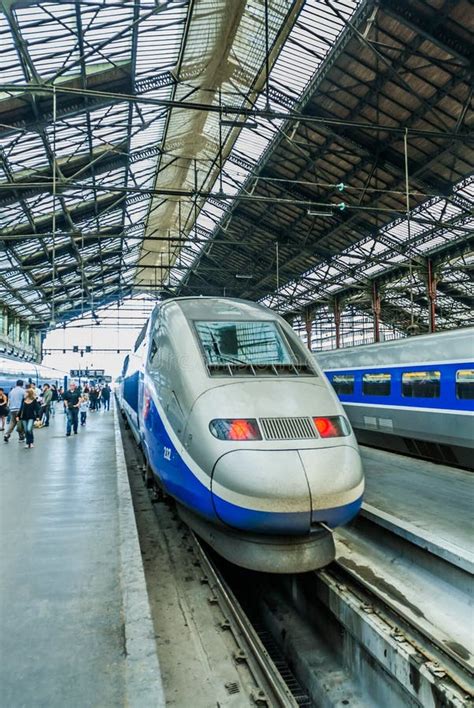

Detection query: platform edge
xmin=113 ymin=407 xmax=166 ymax=707
xmin=361 ymin=502 xmax=474 ymax=575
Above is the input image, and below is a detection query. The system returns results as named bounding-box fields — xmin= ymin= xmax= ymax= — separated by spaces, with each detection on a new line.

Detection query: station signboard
xmin=70 ymin=369 xmax=105 ymax=378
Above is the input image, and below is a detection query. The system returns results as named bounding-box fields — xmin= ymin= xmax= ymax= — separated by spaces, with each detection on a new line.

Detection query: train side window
xmin=148 ymin=338 xmax=159 ymax=367
xmin=331 ymin=374 xmax=354 ymax=395
xmin=456 ymin=370 xmax=474 ymax=400
xmin=402 ymin=370 xmax=440 ymax=398
xmin=362 ymin=372 xmax=391 ymax=396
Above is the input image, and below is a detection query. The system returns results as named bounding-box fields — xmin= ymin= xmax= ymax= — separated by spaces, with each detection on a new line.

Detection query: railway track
xmin=120 ymin=412 xmax=472 ymax=706
xmin=121 ymin=411 xmax=309 ymax=706
xmin=335 ymin=511 xmax=473 ymax=678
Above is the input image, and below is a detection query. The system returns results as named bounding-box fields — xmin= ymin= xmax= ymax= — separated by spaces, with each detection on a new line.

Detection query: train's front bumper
xmin=211 ymin=446 xmax=364 ymax=535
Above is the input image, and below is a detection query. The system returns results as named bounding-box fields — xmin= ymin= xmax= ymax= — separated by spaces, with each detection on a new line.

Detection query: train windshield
xmin=195 ymin=320 xmax=314 ymax=376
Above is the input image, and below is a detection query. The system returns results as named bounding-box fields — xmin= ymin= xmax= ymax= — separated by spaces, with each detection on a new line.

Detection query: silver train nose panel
xmin=211 ymin=450 xmax=311 ymax=534
xmin=299 ymin=445 xmax=364 ymax=512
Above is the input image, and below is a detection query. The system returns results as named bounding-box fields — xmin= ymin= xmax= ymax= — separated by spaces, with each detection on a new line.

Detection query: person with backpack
xmin=4 ymin=379 xmax=25 ymax=443
xmin=101 ymin=384 xmax=111 ymax=411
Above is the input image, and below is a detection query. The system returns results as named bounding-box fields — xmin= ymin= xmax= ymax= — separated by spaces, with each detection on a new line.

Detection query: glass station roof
xmin=0 ymin=0 xmax=472 ymax=338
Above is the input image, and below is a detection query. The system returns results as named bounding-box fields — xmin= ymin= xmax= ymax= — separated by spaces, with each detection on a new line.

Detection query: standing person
xmin=63 ymin=382 xmax=81 ymax=436
xmin=4 ymin=379 xmax=25 ymax=443
xmin=101 ymin=384 xmax=111 ymax=411
xmin=89 ymin=387 xmax=97 ymax=412
xmin=96 ymin=386 xmax=102 ymax=411
xmin=0 ymin=388 xmax=8 ymax=431
xmin=50 ymin=385 xmax=58 ymax=418
xmin=79 ymin=393 xmax=89 ymax=427
xmin=41 ymin=384 xmax=53 ymax=427
xmin=18 ymin=388 xmax=41 ymax=448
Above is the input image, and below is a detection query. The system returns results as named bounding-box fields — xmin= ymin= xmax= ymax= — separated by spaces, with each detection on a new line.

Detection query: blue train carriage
xmin=0 ymin=356 xmax=67 ymax=393
xmin=118 ymin=297 xmax=365 ymax=573
xmin=316 ymin=327 xmax=474 ymax=469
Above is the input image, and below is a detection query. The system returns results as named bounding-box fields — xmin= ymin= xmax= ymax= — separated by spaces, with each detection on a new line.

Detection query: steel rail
xmin=313 ymin=563 xmax=472 ymax=705
xmin=191 ymin=533 xmax=299 ymax=708
xmin=324 ymin=551 xmax=473 ymax=690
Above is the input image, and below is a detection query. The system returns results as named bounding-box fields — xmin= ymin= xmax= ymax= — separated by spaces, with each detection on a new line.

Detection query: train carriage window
xmin=148 ymin=338 xmax=159 ymax=366
xmin=402 ymin=370 xmax=440 ymax=398
xmin=362 ymin=372 xmax=391 ymax=396
xmin=331 ymin=374 xmax=354 ymax=395
xmin=456 ymin=370 xmax=474 ymax=400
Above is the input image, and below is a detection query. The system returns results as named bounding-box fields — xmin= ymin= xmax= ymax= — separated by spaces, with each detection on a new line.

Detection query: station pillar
xmin=304 ymin=309 xmax=313 ymax=351
xmin=333 ymin=298 xmax=341 ymax=349
xmin=371 ymin=281 xmax=381 ymax=343
xmin=427 ymin=259 xmax=437 ymax=333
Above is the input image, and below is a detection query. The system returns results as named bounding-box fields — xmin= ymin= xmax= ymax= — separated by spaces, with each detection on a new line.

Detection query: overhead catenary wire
xmin=404 ymin=128 xmax=415 ymax=330
xmin=0 ymin=82 xmax=471 ymax=142
xmin=51 ymin=85 xmax=57 ymax=328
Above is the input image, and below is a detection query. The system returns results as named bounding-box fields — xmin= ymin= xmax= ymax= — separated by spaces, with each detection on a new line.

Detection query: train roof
xmin=315 ymin=327 xmax=474 ymax=369
xmin=0 ymin=356 xmax=68 ymax=378
xmin=159 ymin=297 xmax=276 ymax=321
xmin=0 ymin=357 xmax=38 ymax=376
xmin=133 ymin=297 xmax=277 ymax=351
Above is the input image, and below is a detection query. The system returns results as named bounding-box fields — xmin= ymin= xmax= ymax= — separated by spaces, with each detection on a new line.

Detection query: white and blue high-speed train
xmin=118 ymin=297 xmax=364 ymax=573
xmin=317 ymin=327 xmax=474 ymax=469
xmin=0 ymin=356 xmax=67 ymax=393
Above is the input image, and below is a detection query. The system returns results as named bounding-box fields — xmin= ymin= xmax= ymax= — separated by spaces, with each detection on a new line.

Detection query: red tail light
xmin=313 ymin=416 xmax=350 ymax=438
xmin=210 ymin=418 xmax=262 ymax=441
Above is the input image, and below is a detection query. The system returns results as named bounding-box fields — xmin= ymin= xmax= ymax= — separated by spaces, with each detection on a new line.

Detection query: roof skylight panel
xmin=5 ymin=134 xmax=47 ymax=172
xmin=0 ymin=14 xmax=25 ymax=85
xmin=61 ymin=187 xmax=97 ymax=208
xmin=85 ymin=103 xmax=130 ymax=143
xmin=177 ymin=1 xmax=363 ymax=282
xmin=134 ymin=4 xmax=187 ymax=72
xmin=0 ymin=203 xmax=22 ymax=229
xmin=81 ymin=5 xmax=133 ymax=66
xmin=127 ymin=158 xmax=157 ymax=191
xmin=129 ymin=106 xmax=168 ymax=147
xmin=45 ymin=115 xmax=92 ymax=152
xmin=15 ymin=4 xmax=79 ymax=80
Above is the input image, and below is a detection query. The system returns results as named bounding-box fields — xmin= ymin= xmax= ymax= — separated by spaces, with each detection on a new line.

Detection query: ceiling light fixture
xmin=307 ymin=209 xmax=333 ymax=217
xmin=220 ymin=119 xmax=258 ymax=129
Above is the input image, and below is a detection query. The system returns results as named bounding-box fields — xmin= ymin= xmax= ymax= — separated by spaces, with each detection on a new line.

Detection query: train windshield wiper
xmin=217 ymin=352 xmax=249 ymax=367
xmin=207 ymin=329 xmax=248 ymax=366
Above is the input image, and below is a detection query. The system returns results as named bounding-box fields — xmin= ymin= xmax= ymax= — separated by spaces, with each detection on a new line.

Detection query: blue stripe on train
xmin=143 ymin=397 xmax=361 ymax=534
xmin=325 ymin=362 xmax=474 ymax=412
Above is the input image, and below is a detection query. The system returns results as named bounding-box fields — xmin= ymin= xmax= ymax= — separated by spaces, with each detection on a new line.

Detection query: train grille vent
xmin=260 ymin=417 xmax=317 ymax=441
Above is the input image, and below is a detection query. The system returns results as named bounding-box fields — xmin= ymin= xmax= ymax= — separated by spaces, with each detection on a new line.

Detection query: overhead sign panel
xmin=70 ymin=369 xmax=105 ymax=378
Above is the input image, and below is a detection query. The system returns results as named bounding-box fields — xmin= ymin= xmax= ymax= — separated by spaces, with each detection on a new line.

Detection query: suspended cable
xmin=404 ymin=128 xmax=415 ymax=330
xmin=51 ymin=84 xmax=57 ymax=328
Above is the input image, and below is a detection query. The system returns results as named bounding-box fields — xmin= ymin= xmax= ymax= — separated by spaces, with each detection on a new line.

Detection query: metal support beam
xmin=427 ymin=259 xmax=437 ymax=333
xmin=333 ymin=298 xmax=342 ymax=349
xmin=371 ymin=281 xmax=381 ymax=343
xmin=304 ymin=308 xmax=313 ymax=351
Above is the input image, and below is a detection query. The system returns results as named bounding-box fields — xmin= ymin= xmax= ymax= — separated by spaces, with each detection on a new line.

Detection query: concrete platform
xmin=360 ymin=446 xmax=474 ymax=565
xmin=0 ymin=405 xmax=164 ymax=707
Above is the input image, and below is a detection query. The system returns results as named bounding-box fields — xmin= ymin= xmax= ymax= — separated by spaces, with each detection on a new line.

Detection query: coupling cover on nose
xmin=211 ymin=449 xmax=311 ymax=535
xmin=299 ymin=446 xmax=364 ymax=526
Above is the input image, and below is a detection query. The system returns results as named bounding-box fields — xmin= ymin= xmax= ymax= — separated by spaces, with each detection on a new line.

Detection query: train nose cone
xmin=299 ymin=446 xmax=364 ymax=527
xmin=211 ymin=450 xmax=311 ymax=535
